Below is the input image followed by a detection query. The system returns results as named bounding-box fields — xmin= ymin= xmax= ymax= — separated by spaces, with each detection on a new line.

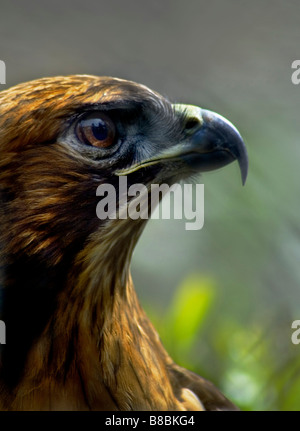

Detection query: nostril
xmin=185 ymin=118 xmax=201 ymax=130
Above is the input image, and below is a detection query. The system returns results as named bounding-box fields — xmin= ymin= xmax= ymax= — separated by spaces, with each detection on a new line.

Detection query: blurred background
xmin=1 ymin=0 xmax=300 ymax=411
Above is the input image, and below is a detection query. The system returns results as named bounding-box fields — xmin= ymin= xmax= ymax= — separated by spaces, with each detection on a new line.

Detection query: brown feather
xmin=0 ymin=75 xmax=238 ymax=411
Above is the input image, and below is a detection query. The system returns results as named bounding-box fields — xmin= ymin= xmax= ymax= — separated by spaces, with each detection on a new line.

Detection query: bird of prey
xmin=0 ymin=75 xmax=248 ymax=411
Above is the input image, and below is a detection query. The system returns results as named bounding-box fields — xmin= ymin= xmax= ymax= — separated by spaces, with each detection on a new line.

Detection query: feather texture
xmin=0 ymin=75 xmax=239 ymax=411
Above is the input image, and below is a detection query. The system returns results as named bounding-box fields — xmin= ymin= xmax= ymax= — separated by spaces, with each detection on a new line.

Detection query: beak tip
xmin=238 ymin=142 xmax=249 ymax=186
xmin=240 ymin=158 xmax=248 ymax=186
xmin=200 ymin=109 xmax=248 ymax=186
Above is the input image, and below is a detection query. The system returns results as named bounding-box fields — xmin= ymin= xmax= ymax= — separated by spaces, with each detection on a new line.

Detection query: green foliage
xmin=145 ymin=275 xmax=300 ymax=411
xmin=163 ymin=275 xmax=215 ymax=361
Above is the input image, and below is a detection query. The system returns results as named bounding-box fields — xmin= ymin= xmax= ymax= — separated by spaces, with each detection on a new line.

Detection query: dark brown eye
xmin=76 ymin=113 xmax=116 ymax=148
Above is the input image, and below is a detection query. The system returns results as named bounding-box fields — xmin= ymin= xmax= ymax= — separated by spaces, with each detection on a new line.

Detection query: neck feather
xmin=1 ymin=219 xmax=191 ymax=410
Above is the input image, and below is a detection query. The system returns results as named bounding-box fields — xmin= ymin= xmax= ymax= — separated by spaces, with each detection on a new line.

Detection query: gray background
xmin=1 ymin=0 xmax=300 ymax=409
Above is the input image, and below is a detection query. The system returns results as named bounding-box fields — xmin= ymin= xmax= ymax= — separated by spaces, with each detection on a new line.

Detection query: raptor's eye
xmin=76 ymin=113 xmax=116 ymax=148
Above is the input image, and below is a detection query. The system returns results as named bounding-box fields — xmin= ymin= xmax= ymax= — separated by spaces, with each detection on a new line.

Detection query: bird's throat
xmin=0 ymin=218 xmax=200 ymax=410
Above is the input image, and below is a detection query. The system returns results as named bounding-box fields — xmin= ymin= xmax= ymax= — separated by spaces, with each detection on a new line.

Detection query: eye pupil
xmin=92 ymin=119 xmax=108 ymax=141
xmin=76 ymin=113 xmax=116 ymax=149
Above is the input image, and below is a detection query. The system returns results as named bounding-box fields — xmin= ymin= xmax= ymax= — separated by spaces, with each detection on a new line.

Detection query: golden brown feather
xmin=0 ymin=75 xmax=247 ymax=411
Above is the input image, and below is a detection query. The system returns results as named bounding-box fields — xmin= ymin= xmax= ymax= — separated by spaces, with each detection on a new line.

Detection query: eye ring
xmin=76 ymin=112 xmax=116 ymax=148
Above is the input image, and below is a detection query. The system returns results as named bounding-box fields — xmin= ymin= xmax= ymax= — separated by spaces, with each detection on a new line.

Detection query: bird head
xmin=0 ymin=75 xmax=247 ymax=268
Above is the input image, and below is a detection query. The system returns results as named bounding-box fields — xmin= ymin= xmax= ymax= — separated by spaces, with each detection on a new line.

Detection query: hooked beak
xmin=177 ymin=106 xmax=248 ymax=185
xmin=116 ymin=104 xmax=248 ymax=185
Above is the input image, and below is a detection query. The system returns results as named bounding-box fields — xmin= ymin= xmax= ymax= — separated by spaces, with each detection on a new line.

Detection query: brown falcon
xmin=0 ymin=75 xmax=248 ymax=410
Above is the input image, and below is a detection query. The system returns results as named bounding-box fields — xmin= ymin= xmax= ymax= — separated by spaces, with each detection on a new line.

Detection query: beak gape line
xmin=96 ymin=176 xmax=205 ymax=231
